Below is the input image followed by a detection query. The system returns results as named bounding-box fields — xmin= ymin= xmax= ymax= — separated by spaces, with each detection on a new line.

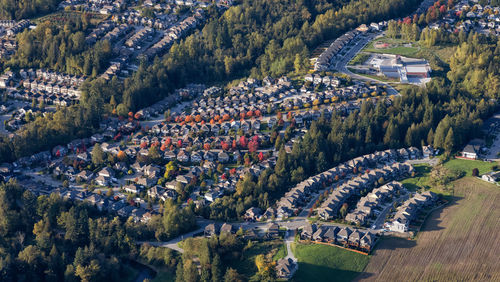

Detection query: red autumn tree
xmin=439 ymin=4 xmax=446 ymax=13
xmin=239 ymin=136 xmax=248 ymax=148
xmin=203 ymin=143 xmax=211 ymax=151
xmin=248 ymin=140 xmax=258 ymax=153
xmin=258 ymin=152 xmax=264 ymax=161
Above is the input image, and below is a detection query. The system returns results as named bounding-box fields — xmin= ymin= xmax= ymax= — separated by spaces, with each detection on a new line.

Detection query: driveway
xmin=284 ymin=229 xmax=297 ymax=262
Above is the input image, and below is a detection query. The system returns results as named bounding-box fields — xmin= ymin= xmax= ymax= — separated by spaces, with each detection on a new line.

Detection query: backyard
xmin=291 ymin=243 xmax=370 ymax=282
xmin=443 ymin=158 xmax=496 ymax=176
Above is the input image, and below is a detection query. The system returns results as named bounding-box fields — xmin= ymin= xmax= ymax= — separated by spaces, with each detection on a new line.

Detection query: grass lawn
xmin=362 ymin=35 xmax=455 ymax=67
xmin=348 ymin=52 xmax=371 ymax=65
xmin=401 ymin=164 xmax=432 ymax=191
xmin=443 ymin=158 xmax=496 ymax=176
xmin=291 ymin=243 xmax=370 ymax=282
xmin=364 ymin=46 xmax=420 ymax=56
xmin=272 ymin=243 xmax=288 ymax=261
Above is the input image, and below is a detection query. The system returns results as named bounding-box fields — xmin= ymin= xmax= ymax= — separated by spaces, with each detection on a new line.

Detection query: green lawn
xmin=401 ymin=164 xmax=432 ymax=191
xmin=364 ymin=46 xmax=420 ymax=56
xmin=362 ymin=35 xmax=455 ymax=65
xmin=444 ymin=159 xmax=496 ymax=176
xmin=272 ymin=243 xmax=288 ymax=261
xmin=400 ymin=159 xmax=497 ymax=198
xmin=291 ymin=243 xmax=370 ymax=282
xmin=348 ymin=52 xmax=371 ymax=65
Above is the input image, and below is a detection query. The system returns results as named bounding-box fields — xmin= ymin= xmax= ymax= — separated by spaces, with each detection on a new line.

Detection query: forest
xmin=0 ymin=179 xmax=196 ymax=281
xmin=8 ymin=16 xmax=112 ymax=76
xmin=0 ymin=0 xmax=60 ymax=20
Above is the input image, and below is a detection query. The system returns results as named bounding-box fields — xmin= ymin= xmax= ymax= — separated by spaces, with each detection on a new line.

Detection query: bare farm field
xmin=356 ymin=177 xmax=500 ymax=282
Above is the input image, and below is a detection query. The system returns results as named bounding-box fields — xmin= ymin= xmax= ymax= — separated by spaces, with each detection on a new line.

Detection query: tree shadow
xmin=373 ymin=237 xmax=416 ymax=251
xmin=292 ymin=263 xmax=365 ymax=282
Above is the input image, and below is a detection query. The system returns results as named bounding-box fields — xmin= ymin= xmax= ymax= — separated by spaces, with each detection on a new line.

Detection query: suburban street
xmin=135 ymin=154 xmax=441 ymax=255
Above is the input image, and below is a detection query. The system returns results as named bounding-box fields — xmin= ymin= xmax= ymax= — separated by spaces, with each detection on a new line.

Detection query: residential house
xmin=348 ymin=230 xmax=364 ymax=247
xmin=244 ymin=207 xmax=262 ymax=221
xmin=98 ymin=167 xmax=115 ymax=178
xmin=336 ymin=227 xmax=352 ymax=244
xmin=461 ymin=144 xmax=480 ymax=159
xmin=204 ymin=223 xmax=220 ymax=237
xmin=220 ymin=223 xmax=234 ymax=234
xmin=300 ymin=223 xmax=317 ymax=240
xmin=276 ymin=258 xmax=296 ymax=279
xmin=124 ymin=184 xmax=142 ymax=194
xmin=482 ymin=171 xmax=500 ymax=183
xmin=360 ymin=232 xmax=376 ymax=251
xmin=266 ymin=223 xmax=280 ymax=238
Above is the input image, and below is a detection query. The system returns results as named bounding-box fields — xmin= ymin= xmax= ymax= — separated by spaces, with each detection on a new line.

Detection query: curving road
xmin=331 ymin=32 xmax=400 ymax=96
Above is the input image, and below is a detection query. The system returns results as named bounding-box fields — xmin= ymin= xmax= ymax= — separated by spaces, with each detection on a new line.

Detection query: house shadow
xmin=292 ymin=263 xmax=365 ymax=282
xmin=418 ymin=196 xmax=461 ymax=232
xmin=373 ymin=237 xmax=417 ymax=251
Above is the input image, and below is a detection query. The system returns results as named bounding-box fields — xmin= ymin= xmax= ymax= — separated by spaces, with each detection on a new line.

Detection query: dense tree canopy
xmin=0 ymin=179 xmax=197 ymax=281
xmin=0 ymin=0 xmax=60 ymax=20
xmin=8 ymin=17 xmax=111 ymax=76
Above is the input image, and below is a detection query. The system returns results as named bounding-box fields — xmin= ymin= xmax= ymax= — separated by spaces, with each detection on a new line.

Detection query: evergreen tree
xmin=91 ymin=143 xmax=105 ymax=166
xmin=444 ymin=128 xmax=455 ymax=152
xmin=211 ymin=254 xmax=222 ymax=282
